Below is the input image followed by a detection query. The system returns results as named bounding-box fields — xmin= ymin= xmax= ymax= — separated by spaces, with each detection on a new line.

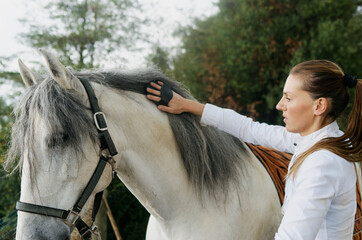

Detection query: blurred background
xmin=0 ymin=0 xmax=361 ymax=239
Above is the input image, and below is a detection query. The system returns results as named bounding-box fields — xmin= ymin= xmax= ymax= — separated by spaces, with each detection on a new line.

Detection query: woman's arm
xmin=201 ymin=103 xmax=297 ymax=153
xmin=146 ymin=81 xmax=298 ymax=153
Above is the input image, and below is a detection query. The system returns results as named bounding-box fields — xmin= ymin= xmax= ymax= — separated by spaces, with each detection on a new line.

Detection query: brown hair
xmin=287 ymin=60 xmax=361 ymax=179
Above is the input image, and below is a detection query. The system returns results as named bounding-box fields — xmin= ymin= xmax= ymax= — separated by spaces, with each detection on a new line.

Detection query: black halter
xmin=16 ymin=79 xmax=118 ymax=239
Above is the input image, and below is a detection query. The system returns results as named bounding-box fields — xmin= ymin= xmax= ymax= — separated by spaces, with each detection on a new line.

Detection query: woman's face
xmin=276 ymin=74 xmax=318 ymax=136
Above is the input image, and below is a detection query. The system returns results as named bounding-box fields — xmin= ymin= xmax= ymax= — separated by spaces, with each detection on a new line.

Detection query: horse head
xmin=10 ymin=50 xmax=114 ymax=239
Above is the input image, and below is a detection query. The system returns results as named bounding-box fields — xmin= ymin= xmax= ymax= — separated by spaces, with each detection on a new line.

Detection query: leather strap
xmin=16 ymin=201 xmax=68 ymax=219
xmin=80 ymin=79 xmax=118 ymax=156
xmin=75 ymin=218 xmax=93 ymax=239
xmin=92 ymin=191 xmax=104 ymax=222
xmin=16 ymin=201 xmax=92 ymax=239
xmin=73 ymin=156 xmax=108 ymax=212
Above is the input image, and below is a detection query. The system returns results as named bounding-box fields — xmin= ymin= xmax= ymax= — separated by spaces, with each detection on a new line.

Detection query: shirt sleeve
xmin=274 ymin=151 xmax=342 ymax=240
xmin=200 ymin=103 xmax=298 ymax=153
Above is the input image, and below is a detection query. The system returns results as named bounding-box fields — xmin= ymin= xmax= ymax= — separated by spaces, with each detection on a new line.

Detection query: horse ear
xmin=39 ymin=49 xmax=83 ymax=92
xmin=18 ymin=59 xmax=41 ymax=87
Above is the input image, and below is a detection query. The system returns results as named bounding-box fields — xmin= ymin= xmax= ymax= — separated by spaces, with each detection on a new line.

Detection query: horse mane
xmin=5 ymin=68 xmax=248 ymax=197
xmin=76 ymin=69 xmax=249 ymax=197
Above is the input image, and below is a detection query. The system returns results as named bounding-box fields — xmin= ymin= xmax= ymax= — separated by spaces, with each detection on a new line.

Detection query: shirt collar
xmin=295 ymin=121 xmax=342 ymax=155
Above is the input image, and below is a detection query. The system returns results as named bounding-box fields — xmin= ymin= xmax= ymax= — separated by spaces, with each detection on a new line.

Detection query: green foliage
xmin=0 ymin=72 xmax=22 ymax=86
xmin=147 ymin=46 xmax=172 ymax=74
xmin=20 ymin=0 xmax=147 ymax=69
xmin=0 ymin=172 xmax=20 ymax=218
xmin=0 ymin=95 xmax=20 ymax=219
xmin=106 ymin=180 xmax=149 ymax=240
xmin=0 ymin=210 xmax=17 ymax=239
xmin=173 ymin=0 xmax=362 ymax=125
xmin=0 ymin=68 xmax=22 ymax=236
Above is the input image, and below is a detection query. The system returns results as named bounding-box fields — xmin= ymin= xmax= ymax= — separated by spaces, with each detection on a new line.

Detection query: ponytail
xmin=286 ymin=60 xmax=361 ymax=179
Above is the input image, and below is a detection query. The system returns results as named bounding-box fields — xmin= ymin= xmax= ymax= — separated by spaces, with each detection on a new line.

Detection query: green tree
xmin=20 ymin=0 xmax=147 ymax=69
xmin=0 ymin=55 xmax=22 ymax=238
xmin=147 ymin=45 xmax=172 ymax=74
xmin=173 ymin=0 xmax=362 ymax=125
xmin=0 ymin=83 xmax=21 ymax=219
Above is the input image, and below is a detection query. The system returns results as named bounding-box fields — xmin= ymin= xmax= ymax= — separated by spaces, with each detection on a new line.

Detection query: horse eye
xmin=47 ymin=133 xmax=69 ymax=148
xmin=62 ymin=134 xmax=69 ymax=142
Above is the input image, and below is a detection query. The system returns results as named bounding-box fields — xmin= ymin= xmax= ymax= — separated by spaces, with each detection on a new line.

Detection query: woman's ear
xmin=314 ymin=97 xmax=329 ymax=116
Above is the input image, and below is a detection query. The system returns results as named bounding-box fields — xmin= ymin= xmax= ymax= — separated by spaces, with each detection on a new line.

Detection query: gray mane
xmin=6 ymin=68 xmax=248 ymax=197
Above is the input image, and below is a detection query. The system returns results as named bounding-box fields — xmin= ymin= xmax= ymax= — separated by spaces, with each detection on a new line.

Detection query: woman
xmin=147 ymin=60 xmax=362 ymax=239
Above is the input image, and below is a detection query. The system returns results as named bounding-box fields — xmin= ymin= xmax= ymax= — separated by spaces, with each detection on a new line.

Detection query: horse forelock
xmin=5 ymin=76 xmax=98 ymax=177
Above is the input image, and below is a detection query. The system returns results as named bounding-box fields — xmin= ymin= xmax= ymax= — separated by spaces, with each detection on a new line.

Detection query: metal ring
xmin=64 ymin=209 xmax=81 ymax=226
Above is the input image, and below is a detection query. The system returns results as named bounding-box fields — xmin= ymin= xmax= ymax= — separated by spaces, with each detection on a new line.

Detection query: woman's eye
xmin=286 ymin=97 xmax=291 ymax=102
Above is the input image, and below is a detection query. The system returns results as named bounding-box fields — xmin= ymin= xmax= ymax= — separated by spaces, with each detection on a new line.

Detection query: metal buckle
xmin=79 ymin=225 xmax=101 ymax=240
xmin=93 ymin=112 xmax=108 ymax=131
xmin=91 ymin=225 xmax=102 ymax=240
xmin=64 ymin=209 xmax=81 ymax=226
xmin=79 ymin=228 xmax=93 ymax=240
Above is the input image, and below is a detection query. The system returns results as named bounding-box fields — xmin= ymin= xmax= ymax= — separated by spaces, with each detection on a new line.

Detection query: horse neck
xmin=96 ymin=85 xmax=194 ymax=220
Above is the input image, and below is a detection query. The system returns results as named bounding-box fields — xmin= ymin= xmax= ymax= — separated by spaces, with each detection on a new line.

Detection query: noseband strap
xmin=16 ymin=79 xmax=118 ymax=239
xmin=16 ymin=201 xmax=70 ymax=219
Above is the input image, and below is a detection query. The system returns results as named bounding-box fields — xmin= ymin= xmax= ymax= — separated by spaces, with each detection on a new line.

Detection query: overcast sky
xmin=0 ymin=0 xmax=218 ymax=71
xmin=0 ymin=0 xmax=218 ymax=99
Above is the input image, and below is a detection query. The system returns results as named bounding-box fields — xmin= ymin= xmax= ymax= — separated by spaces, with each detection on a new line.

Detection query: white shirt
xmin=200 ymin=103 xmax=357 ymax=240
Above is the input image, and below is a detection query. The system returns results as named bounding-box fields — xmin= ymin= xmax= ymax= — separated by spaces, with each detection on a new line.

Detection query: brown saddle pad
xmin=246 ymin=143 xmax=362 ymax=239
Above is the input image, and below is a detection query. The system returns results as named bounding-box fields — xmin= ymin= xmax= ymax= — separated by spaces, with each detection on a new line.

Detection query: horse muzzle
xmin=16 ymin=212 xmax=71 ymax=240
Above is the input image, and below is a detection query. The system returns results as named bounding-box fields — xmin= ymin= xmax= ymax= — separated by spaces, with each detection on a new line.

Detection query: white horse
xmin=6 ymin=50 xmax=282 ymax=240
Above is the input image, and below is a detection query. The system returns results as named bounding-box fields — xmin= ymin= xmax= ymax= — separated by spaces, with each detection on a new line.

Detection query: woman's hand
xmin=146 ymin=81 xmax=186 ymax=114
xmin=146 ymin=81 xmax=205 ymax=116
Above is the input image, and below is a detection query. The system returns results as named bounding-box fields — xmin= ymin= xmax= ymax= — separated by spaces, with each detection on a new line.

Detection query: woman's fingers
xmin=147 ymin=87 xmax=160 ymax=96
xmin=150 ymin=81 xmax=162 ymax=90
xmin=147 ymin=81 xmax=164 ymax=96
xmin=158 ymin=105 xmax=180 ymax=114
xmin=147 ymin=81 xmax=180 ymax=113
xmin=146 ymin=94 xmax=161 ymax=102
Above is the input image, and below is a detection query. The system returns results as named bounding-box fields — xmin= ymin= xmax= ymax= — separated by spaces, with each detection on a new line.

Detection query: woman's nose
xmin=276 ymin=99 xmax=285 ymax=111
